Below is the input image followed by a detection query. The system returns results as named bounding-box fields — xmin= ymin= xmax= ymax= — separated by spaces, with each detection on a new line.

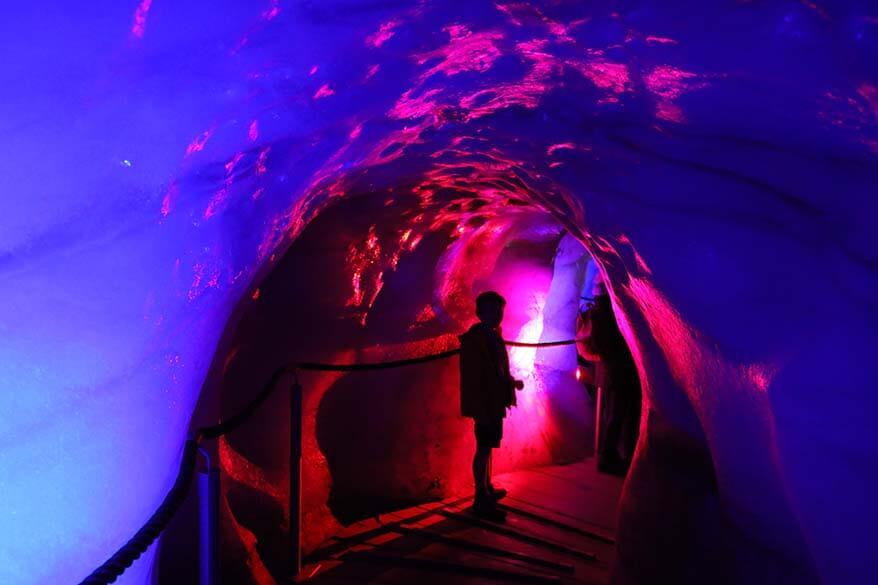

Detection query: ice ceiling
xmin=0 ymin=1 xmax=876 ymax=584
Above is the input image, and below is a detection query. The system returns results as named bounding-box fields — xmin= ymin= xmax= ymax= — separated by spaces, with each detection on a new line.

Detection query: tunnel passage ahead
xmin=187 ymin=182 xmax=597 ymax=582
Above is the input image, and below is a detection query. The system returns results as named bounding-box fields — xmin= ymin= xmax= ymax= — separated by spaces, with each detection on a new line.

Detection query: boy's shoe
xmin=472 ymin=494 xmax=507 ymax=522
xmin=487 ymin=486 xmax=507 ymax=501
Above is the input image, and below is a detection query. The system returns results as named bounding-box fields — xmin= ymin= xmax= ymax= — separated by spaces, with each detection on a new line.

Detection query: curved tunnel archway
xmin=188 ymin=169 xmax=604 ymax=582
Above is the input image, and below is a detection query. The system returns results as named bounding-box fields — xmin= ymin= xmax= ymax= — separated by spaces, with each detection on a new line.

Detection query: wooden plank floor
xmin=299 ymin=460 xmax=623 ymax=584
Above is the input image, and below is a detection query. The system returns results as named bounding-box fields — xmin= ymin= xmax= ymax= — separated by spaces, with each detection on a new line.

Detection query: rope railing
xmin=78 ymin=337 xmax=582 ymax=585
xmin=297 ymin=348 xmax=460 ymax=372
xmin=78 ymin=368 xmax=293 ymax=585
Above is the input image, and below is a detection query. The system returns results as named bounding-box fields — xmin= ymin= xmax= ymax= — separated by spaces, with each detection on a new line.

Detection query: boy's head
xmin=475 ymin=291 xmax=506 ymax=328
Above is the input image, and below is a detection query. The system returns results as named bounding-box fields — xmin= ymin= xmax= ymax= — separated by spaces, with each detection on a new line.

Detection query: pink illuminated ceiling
xmin=152 ymin=4 xmax=735 ymax=314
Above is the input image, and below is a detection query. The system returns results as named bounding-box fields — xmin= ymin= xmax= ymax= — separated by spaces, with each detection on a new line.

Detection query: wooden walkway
xmin=299 ymin=460 xmax=623 ymax=584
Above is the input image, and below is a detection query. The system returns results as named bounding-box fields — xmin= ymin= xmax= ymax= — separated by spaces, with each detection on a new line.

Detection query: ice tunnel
xmin=1 ymin=1 xmax=876 ymax=584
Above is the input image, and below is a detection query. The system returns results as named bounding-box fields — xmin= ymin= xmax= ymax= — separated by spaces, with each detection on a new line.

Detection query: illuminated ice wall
xmin=1 ymin=1 xmax=876 ymax=584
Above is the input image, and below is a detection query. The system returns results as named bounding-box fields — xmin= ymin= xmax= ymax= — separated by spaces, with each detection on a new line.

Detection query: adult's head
xmin=475 ymin=291 xmax=506 ymax=329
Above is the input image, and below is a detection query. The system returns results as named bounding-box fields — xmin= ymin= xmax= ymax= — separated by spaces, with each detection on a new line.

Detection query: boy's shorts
xmin=474 ymin=417 xmax=503 ymax=449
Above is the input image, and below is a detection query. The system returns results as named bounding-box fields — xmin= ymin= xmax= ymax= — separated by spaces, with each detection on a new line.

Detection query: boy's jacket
xmin=458 ymin=323 xmax=516 ymax=419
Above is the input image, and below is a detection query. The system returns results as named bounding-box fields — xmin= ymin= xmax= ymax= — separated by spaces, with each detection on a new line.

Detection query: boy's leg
xmin=486 ymin=448 xmax=508 ymax=500
xmin=487 ymin=451 xmax=492 ymax=489
xmin=472 ymin=419 xmax=506 ymax=520
xmin=473 ymin=418 xmax=492 ymax=495
xmin=472 ymin=443 xmax=491 ymax=495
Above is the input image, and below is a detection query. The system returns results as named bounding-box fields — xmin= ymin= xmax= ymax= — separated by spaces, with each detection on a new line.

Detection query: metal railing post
xmin=199 ymin=462 xmax=220 ymax=585
xmin=290 ymin=378 xmax=303 ymax=578
xmin=594 ymin=385 xmax=602 ymax=464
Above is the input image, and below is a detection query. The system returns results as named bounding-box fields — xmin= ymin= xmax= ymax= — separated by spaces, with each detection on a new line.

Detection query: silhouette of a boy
xmin=459 ymin=291 xmax=524 ymax=521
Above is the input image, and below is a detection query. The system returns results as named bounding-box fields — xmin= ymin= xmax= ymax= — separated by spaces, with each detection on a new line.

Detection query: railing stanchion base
xmin=199 ymin=467 xmax=220 ymax=585
xmin=290 ymin=378 xmax=303 ymax=579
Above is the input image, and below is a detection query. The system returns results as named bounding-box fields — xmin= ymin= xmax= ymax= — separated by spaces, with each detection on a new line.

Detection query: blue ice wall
xmin=1 ymin=1 xmax=876 ymax=584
